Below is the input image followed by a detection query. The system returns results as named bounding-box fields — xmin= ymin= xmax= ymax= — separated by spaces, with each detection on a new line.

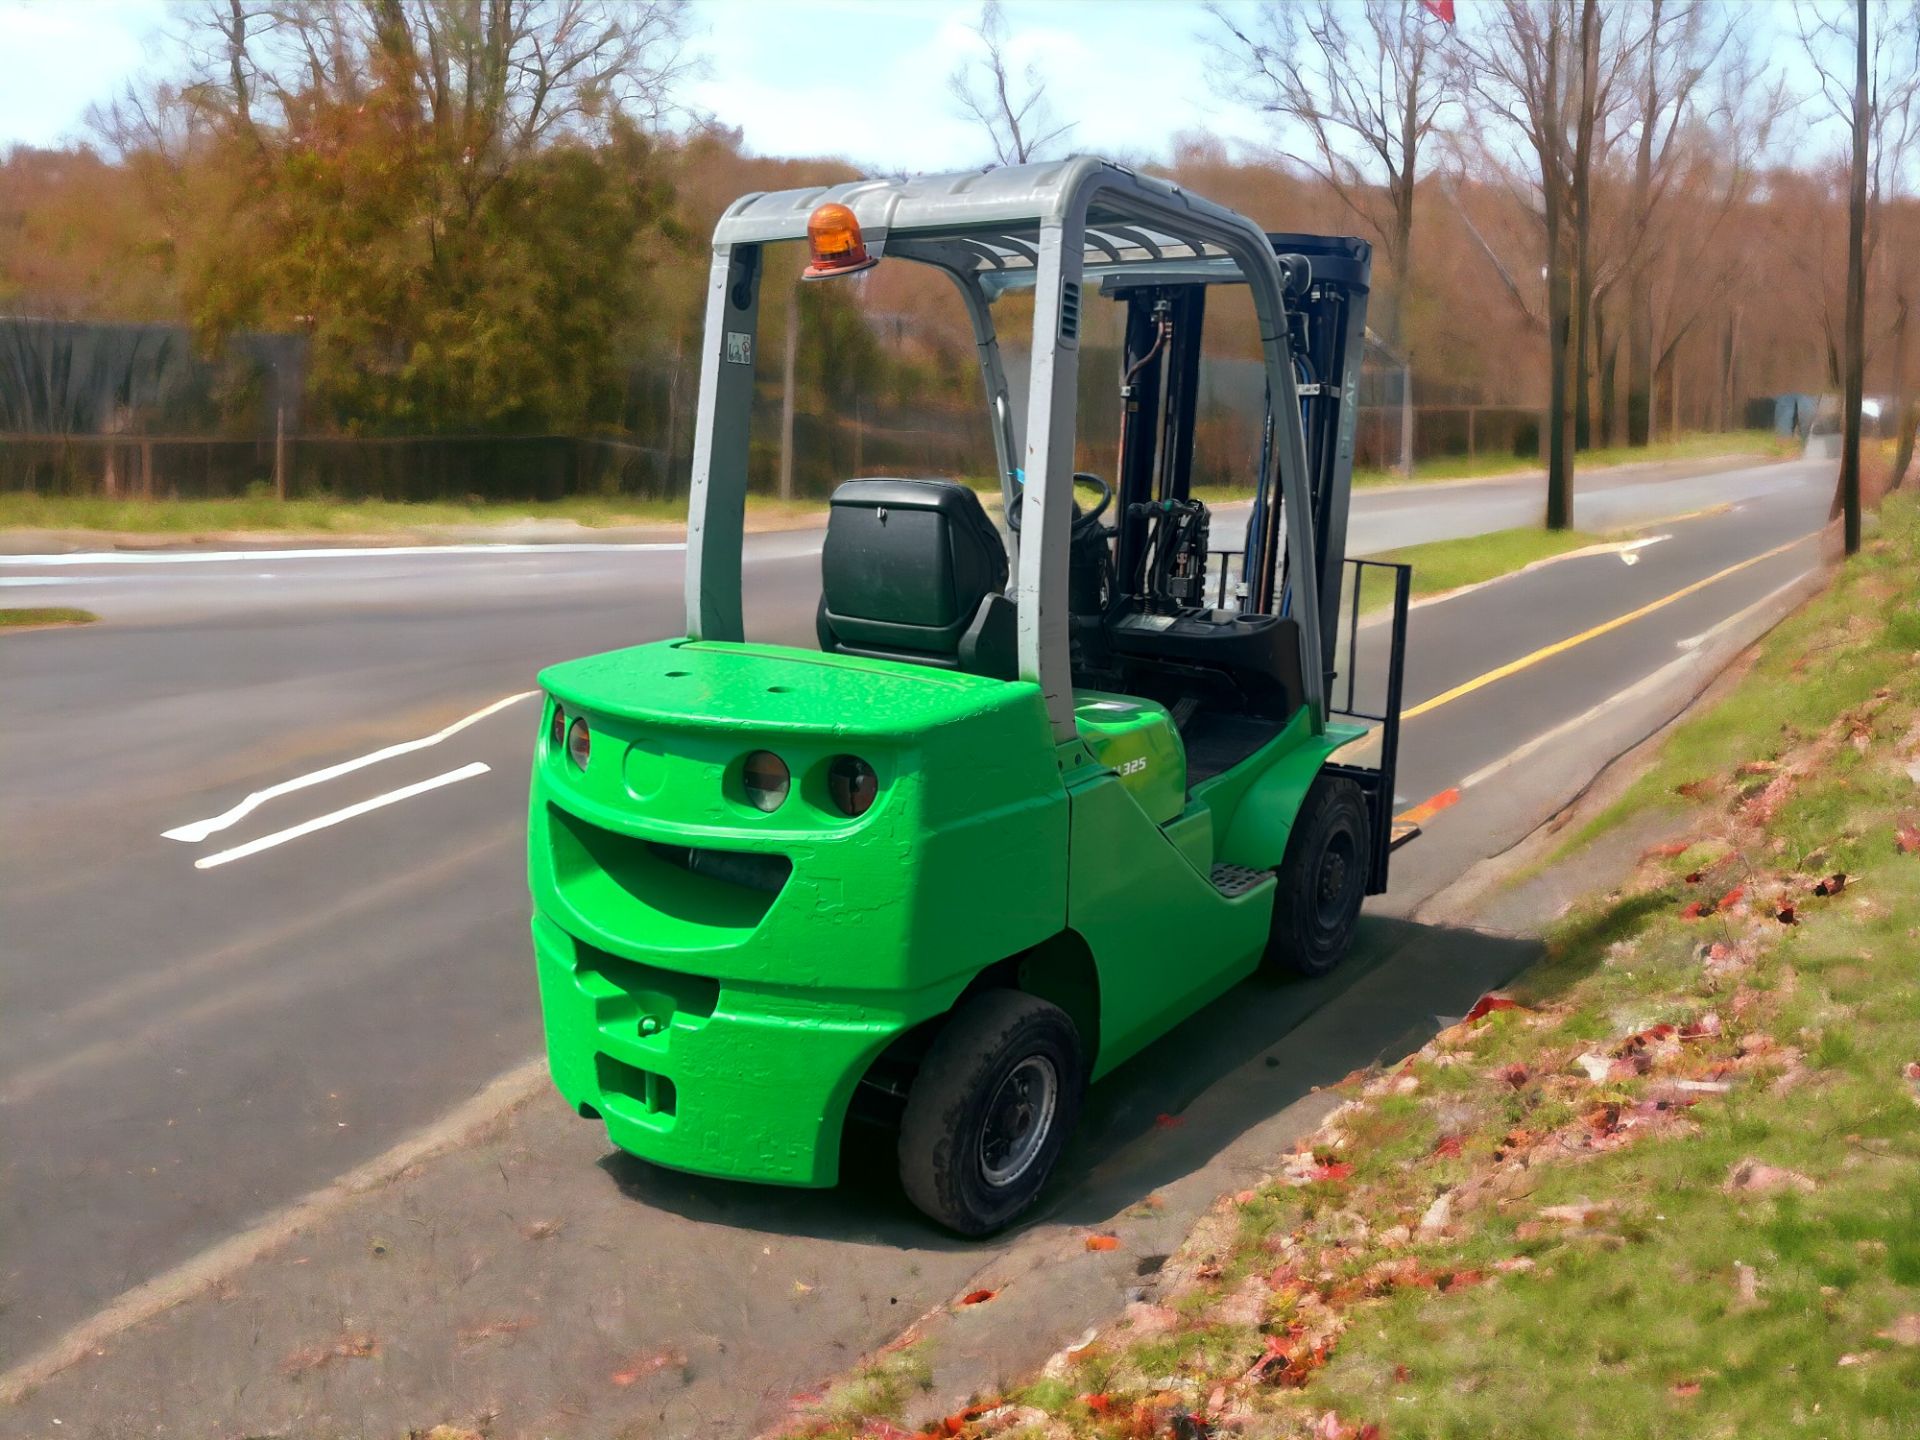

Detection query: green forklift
xmin=529 ymin=159 xmax=1414 ymax=1234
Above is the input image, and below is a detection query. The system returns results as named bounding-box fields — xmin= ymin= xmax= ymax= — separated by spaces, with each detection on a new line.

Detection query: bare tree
xmin=1209 ymin=0 xmax=1460 ymax=351
xmin=1454 ymin=3 xmax=1570 ymax=526
xmin=949 ymin=1 xmax=1073 ymax=166
xmin=118 ymin=1 xmax=693 ymax=163
xmin=1796 ymin=0 xmax=1920 ymax=535
xmin=1840 ymin=0 xmax=1870 ymax=554
xmin=1634 ymin=41 xmax=1788 ymax=445
xmin=1615 ymin=1 xmax=1733 ymax=445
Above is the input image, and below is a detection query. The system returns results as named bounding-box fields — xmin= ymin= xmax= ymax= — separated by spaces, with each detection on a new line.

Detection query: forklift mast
xmin=1109 ymin=234 xmax=1373 ymax=686
xmin=1266 ymin=234 xmax=1372 ymax=685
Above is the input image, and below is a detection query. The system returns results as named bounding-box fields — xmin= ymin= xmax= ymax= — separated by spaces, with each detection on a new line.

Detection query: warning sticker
xmin=725 ymin=331 xmax=753 ymax=365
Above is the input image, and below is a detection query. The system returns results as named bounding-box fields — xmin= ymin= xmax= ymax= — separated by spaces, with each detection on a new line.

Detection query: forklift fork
xmin=1324 ymin=555 xmax=1415 ymax=894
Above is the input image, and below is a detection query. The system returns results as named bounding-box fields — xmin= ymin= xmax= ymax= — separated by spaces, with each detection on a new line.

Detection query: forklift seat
xmin=817 ymin=479 xmax=1017 ymax=680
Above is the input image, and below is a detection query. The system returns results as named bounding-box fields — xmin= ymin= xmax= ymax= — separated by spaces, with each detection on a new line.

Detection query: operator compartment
xmin=1105 ymin=604 xmax=1306 ymax=726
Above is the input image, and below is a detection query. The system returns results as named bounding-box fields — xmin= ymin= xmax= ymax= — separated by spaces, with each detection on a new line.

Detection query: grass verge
xmin=794 ymin=495 xmax=1920 ymax=1439
xmin=0 ymin=490 xmax=818 ymax=535
xmin=1353 ymin=525 xmax=1604 ymax=615
xmin=1 ymin=432 xmax=1789 ymax=536
xmin=1348 ymin=428 xmax=1795 ymax=489
xmin=0 ymin=606 xmax=97 ymax=628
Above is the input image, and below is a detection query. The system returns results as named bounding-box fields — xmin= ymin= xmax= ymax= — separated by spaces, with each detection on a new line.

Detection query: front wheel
xmin=898 ymin=991 xmax=1085 ymax=1236
xmin=1267 ymin=774 xmax=1370 ymax=978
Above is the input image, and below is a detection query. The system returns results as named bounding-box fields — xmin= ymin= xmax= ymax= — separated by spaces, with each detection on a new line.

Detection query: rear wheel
xmin=898 ymin=990 xmax=1084 ymax=1236
xmin=1268 ymin=774 xmax=1370 ymax=978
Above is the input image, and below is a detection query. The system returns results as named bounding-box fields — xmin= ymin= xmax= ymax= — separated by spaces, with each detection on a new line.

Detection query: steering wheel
xmin=1005 ymin=472 xmax=1114 ymax=539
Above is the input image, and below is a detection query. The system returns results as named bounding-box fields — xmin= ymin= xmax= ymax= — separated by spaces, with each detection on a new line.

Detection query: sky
xmin=0 ymin=0 xmax=1836 ymax=172
xmin=0 ymin=0 xmax=1269 ymax=165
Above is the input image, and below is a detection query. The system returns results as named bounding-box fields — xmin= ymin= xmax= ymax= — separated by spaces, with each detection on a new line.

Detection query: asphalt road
xmin=0 ymin=454 xmax=1835 ymax=1375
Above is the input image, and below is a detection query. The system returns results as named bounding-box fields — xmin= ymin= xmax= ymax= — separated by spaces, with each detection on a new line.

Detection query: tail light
xmin=742 ymin=751 xmax=790 ymax=812
xmin=826 ymin=756 xmax=878 ymax=817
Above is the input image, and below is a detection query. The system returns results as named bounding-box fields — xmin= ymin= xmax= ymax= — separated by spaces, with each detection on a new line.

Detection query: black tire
xmin=898 ymin=990 xmax=1085 ymax=1236
xmin=1268 ymin=774 xmax=1370 ymax=978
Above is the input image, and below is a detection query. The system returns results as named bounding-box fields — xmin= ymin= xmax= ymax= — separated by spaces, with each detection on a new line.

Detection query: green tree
xmin=100 ymin=0 xmax=689 ymax=433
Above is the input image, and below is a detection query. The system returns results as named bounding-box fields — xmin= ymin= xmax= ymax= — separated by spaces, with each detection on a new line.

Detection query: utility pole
xmin=778 ymin=285 xmax=799 ymax=502
xmin=1399 ymin=356 xmax=1414 ymax=476
xmin=1840 ymin=0 xmax=1868 ymax=555
xmin=1544 ymin=11 xmax=1573 ymax=530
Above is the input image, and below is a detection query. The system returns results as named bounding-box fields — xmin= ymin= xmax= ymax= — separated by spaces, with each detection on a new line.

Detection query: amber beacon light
xmin=803 ymin=202 xmax=877 ymax=279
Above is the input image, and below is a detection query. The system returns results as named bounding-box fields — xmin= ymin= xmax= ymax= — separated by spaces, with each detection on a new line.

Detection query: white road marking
xmin=1455 ymin=654 xmax=1703 ymax=793
xmin=2 ymin=541 xmax=686 ymax=566
xmin=1675 ymin=572 xmax=1817 ymax=651
xmin=1456 ymin=566 xmax=1817 ymax=792
xmin=0 ymin=576 xmax=88 ymax=587
xmin=193 ymin=762 xmax=491 ymax=870
xmin=164 ymin=691 xmax=535 ymax=842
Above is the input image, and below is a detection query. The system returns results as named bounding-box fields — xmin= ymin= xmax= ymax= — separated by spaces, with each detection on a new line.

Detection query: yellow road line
xmin=1401 ymin=532 xmax=1816 ymax=723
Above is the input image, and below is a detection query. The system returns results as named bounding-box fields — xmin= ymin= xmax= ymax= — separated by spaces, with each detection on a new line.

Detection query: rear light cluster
xmin=827 ymin=756 xmax=878 ymax=816
xmin=549 ymin=704 xmax=591 ymax=771
xmin=745 ymin=749 xmax=878 ymax=818
xmin=548 ymin=706 xmax=877 ymax=819
xmin=742 ymin=751 xmax=789 ymax=812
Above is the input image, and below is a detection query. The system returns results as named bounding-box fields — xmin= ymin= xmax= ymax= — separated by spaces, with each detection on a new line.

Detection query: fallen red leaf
xmin=1897 ymin=825 xmax=1920 ymax=854
xmin=1671 ymin=1380 xmax=1702 ymax=1398
xmin=1438 ymin=1267 xmax=1485 ymax=1292
xmin=1776 ymin=904 xmax=1797 ymax=925
xmin=1085 ymin=1234 xmax=1122 ymax=1252
xmin=1308 ymin=1161 xmax=1355 ymax=1182
xmin=280 ymin=1331 xmax=378 ymax=1377
xmin=1393 ymin=1363 xmax=1413 ymax=1383
xmin=1684 ymin=869 xmax=1704 ymax=884
xmin=611 ymin=1348 xmax=685 ymax=1387
xmin=1493 ymin=1126 xmax=1538 ymax=1158
xmin=1080 ymin=1392 xmax=1117 ymax=1414
xmin=1680 ymin=900 xmax=1711 ymax=919
xmin=926 ymin=1403 xmax=995 ymax=1436
xmin=1465 ymin=994 xmax=1524 ymax=1024
xmin=1500 ymin=1063 xmax=1530 ymax=1089
xmin=958 ymin=1288 xmax=997 ymax=1306
xmin=1679 ymin=1013 xmax=1722 ymax=1041
xmin=1717 ymin=885 xmax=1746 ymax=912
xmin=1431 ymin=1134 xmax=1464 ymax=1158
xmin=1812 ymin=872 xmax=1847 ymax=896
xmin=1153 ymin=1112 xmax=1186 ymax=1129
xmin=1644 ymin=840 xmax=1690 ymax=858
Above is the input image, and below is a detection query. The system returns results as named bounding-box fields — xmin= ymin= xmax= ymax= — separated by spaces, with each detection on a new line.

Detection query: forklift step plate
xmin=1209 ymin=863 xmax=1271 ymax=898
xmin=1389 ymin=821 xmax=1423 ymax=852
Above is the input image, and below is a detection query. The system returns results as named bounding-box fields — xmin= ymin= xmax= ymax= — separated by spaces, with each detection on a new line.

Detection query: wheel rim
xmin=1313 ymin=829 xmax=1359 ymax=934
xmin=978 ymin=1055 xmax=1059 ymax=1188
